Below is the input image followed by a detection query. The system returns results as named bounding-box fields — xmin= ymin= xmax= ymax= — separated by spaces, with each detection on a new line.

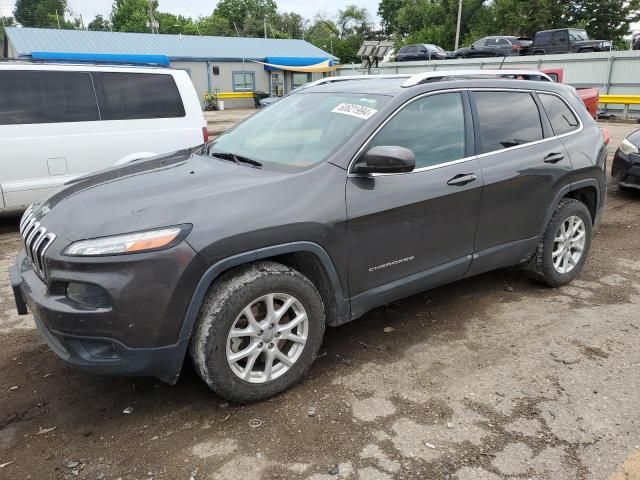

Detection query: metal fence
xmin=336 ymin=50 xmax=640 ymax=115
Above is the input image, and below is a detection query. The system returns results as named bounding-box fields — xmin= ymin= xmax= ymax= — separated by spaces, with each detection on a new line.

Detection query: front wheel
xmin=189 ymin=261 xmax=325 ymax=403
xmin=524 ymin=198 xmax=593 ymax=287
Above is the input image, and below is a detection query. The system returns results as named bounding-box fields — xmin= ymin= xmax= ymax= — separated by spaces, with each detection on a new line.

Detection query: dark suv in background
xmin=531 ymin=28 xmax=612 ymax=54
xmin=11 ymin=72 xmax=607 ymax=403
xmin=395 ymin=44 xmax=452 ymax=61
xmin=454 ymin=36 xmax=531 ymax=58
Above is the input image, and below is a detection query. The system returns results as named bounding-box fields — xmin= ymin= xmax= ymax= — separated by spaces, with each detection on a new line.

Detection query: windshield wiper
xmin=211 ymin=151 xmax=263 ymax=168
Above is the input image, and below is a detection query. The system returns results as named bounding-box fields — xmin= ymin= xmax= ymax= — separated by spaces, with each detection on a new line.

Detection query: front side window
xmin=232 ymin=71 xmax=255 ymax=92
xmin=569 ymin=29 xmax=588 ymax=41
xmin=0 ymin=70 xmax=99 ymax=125
xmin=473 ymin=91 xmax=543 ymax=153
xmin=366 ymin=93 xmax=466 ymax=169
xmin=553 ymin=31 xmax=568 ymax=44
xmin=208 ymin=93 xmax=390 ymax=171
xmin=539 ymin=93 xmax=580 ymax=136
xmin=98 ymin=72 xmax=185 ymax=120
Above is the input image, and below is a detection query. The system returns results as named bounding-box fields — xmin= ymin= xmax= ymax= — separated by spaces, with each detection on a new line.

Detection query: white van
xmin=0 ymin=62 xmax=208 ymax=215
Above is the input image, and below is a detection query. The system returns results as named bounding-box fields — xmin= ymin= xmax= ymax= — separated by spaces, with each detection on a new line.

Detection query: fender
xmin=114 ymin=152 xmax=158 ymax=165
xmin=541 ymin=178 xmax=601 ymax=231
xmin=178 ymin=241 xmax=351 ymax=342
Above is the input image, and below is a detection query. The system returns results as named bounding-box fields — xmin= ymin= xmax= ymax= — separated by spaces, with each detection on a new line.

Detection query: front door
xmin=346 ymin=92 xmax=483 ymax=314
xmin=468 ymin=90 xmax=573 ymax=274
xmin=270 ymin=72 xmax=284 ymax=97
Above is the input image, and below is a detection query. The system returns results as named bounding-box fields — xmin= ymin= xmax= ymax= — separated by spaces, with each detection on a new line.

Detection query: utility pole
xmin=148 ymin=0 xmax=157 ymax=33
xmin=454 ymin=0 xmax=463 ymax=50
xmin=55 ymin=9 xmax=61 ymax=29
xmin=264 ymin=17 xmax=267 ymax=39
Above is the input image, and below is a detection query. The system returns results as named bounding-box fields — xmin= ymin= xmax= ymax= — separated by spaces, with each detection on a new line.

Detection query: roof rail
xmin=402 ymin=69 xmax=553 ymax=87
xmin=307 ymin=74 xmax=411 ymax=88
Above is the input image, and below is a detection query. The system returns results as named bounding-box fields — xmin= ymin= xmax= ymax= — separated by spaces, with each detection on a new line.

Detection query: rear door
xmin=550 ymin=30 xmax=569 ymax=53
xmin=468 ymin=89 xmax=572 ymax=274
xmin=346 ymin=91 xmax=483 ymax=310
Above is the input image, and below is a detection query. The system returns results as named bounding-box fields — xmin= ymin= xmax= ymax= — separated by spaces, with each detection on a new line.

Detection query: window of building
xmin=292 ymin=73 xmax=308 ymax=90
xmin=539 ymin=93 xmax=580 ymax=136
xmin=97 ymin=72 xmax=185 ymax=120
xmin=232 ymin=71 xmax=255 ymax=92
xmin=367 ymin=93 xmax=466 ymax=169
xmin=473 ymin=91 xmax=544 ymax=154
xmin=0 ymin=70 xmax=99 ymax=125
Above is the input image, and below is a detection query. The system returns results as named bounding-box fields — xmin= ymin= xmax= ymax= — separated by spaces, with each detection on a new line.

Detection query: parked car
xmin=530 ymin=28 xmax=612 ymax=54
xmin=395 ymin=44 xmax=452 ymax=61
xmin=11 ymin=72 xmax=607 ymax=403
xmin=0 ymin=62 xmax=207 ymax=216
xmin=633 ymin=32 xmax=640 ymax=50
xmin=454 ymin=36 xmax=531 ymax=58
xmin=612 ymin=130 xmax=640 ymax=191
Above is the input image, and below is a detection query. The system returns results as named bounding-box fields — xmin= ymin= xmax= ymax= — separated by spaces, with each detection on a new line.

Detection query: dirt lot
xmin=0 ymin=122 xmax=639 ymax=480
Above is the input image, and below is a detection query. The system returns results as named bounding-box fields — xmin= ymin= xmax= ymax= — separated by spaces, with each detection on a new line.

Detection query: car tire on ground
xmin=189 ymin=261 xmax=325 ymax=403
xmin=524 ymin=198 xmax=593 ymax=287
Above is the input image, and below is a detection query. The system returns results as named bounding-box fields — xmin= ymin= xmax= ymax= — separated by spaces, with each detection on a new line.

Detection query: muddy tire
xmin=524 ymin=198 xmax=593 ymax=287
xmin=189 ymin=261 xmax=325 ymax=403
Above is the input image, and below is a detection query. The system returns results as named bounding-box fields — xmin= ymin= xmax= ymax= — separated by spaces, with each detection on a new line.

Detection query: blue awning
xmin=31 ymin=51 xmax=170 ymax=67
xmin=262 ymin=56 xmax=333 ymax=71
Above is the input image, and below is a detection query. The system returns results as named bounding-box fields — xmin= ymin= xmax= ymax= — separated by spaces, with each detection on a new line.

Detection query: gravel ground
xmin=0 ymin=122 xmax=639 ymax=480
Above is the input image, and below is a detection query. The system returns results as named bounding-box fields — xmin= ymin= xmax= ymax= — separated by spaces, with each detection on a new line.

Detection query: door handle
xmin=544 ymin=153 xmax=565 ymax=164
xmin=447 ymin=173 xmax=478 ymax=186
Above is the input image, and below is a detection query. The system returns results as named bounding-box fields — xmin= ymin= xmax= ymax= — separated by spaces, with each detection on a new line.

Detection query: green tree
xmin=87 ymin=14 xmax=111 ymax=31
xmin=14 ymin=0 xmax=70 ymax=28
xmin=111 ymin=0 xmax=158 ymax=33
xmin=377 ymin=0 xmax=404 ymax=35
xmin=196 ymin=13 xmax=236 ymax=36
xmin=564 ymin=0 xmax=640 ymax=42
xmin=214 ymin=0 xmax=278 ymax=36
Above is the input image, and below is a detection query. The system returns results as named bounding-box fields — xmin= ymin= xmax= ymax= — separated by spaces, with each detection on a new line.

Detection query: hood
xmin=33 ymin=149 xmax=290 ymax=243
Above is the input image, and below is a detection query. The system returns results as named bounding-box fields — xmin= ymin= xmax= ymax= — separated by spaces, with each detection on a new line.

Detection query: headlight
xmin=620 ymin=138 xmax=639 ymax=156
xmin=63 ymin=225 xmax=190 ymax=256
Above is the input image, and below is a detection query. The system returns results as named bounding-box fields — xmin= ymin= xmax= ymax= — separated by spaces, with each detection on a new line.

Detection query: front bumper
xmin=9 ymin=242 xmax=206 ymax=383
xmin=612 ymin=149 xmax=640 ymax=190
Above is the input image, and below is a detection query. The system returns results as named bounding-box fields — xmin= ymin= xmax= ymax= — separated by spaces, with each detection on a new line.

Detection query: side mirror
xmin=470 ymin=44 xmax=475 ymax=49
xmin=354 ymin=146 xmax=415 ymax=175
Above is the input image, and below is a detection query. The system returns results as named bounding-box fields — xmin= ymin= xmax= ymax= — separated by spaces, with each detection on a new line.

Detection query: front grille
xmin=19 ymin=206 xmax=56 ymax=281
xmin=625 ymin=173 xmax=640 ymax=185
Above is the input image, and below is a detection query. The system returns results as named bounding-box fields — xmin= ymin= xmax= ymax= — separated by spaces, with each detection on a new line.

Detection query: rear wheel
xmin=524 ymin=198 xmax=593 ymax=287
xmin=189 ymin=261 xmax=325 ymax=403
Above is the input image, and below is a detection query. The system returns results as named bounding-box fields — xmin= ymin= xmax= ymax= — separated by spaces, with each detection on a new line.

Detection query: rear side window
xmin=97 ymin=72 xmax=185 ymax=120
xmin=0 ymin=70 xmax=99 ymax=125
xmin=539 ymin=93 xmax=580 ymax=135
xmin=535 ymin=32 xmax=551 ymax=44
xmin=368 ymin=93 xmax=466 ymax=169
xmin=473 ymin=91 xmax=543 ymax=153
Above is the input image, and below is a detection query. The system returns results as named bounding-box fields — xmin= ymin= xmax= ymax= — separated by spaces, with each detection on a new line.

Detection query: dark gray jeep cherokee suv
xmin=10 ymin=72 xmax=607 ymax=403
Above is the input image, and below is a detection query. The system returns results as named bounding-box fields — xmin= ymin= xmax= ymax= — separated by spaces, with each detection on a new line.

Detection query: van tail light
xmin=202 ymin=126 xmax=209 ymax=144
xmin=601 ymin=128 xmax=610 ymax=145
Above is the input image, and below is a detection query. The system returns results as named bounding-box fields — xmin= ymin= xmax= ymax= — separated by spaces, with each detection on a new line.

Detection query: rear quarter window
xmin=539 ymin=93 xmax=580 ymax=135
xmin=473 ymin=91 xmax=544 ymax=154
xmin=0 ymin=70 xmax=99 ymax=125
xmin=97 ymin=72 xmax=185 ymax=120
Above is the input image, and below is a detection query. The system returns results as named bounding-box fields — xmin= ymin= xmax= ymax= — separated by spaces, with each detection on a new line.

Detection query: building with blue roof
xmin=3 ymin=27 xmax=336 ymax=108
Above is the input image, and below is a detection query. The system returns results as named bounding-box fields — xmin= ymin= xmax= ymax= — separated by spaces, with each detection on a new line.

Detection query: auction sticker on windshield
xmin=331 ymin=103 xmax=378 ymax=120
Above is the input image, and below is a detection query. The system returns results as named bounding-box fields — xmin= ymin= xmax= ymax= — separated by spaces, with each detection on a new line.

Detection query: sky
xmin=0 ymin=0 xmax=382 ymax=22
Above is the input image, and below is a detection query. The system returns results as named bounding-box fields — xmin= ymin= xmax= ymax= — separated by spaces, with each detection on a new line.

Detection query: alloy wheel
xmin=226 ymin=293 xmax=308 ymax=383
xmin=552 ymin=215 xmax=586 ymax=274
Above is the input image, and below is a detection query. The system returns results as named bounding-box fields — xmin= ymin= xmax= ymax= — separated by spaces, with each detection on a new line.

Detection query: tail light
xmin=202 ymin=126 xmax=209 ymax=144
xmin=601 ymin=128 xmax=610 ymax=145
xmin=511 ymin=44 xmax=521 ymax=52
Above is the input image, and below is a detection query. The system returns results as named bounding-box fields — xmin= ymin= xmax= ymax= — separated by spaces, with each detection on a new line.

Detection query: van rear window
xmin=97 ymin=72 xmax=185 ymax=120
xmin=0 ymin=70 xmax=99 ymax=125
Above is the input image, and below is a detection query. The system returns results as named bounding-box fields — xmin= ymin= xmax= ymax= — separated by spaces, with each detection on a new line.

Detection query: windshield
xmin=570 ymin=29 xmax=588 ymax=41
xmin=207 ymin=92 xmax=389 ymax=170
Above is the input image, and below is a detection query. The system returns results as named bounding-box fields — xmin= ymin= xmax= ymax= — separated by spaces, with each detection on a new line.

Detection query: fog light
xmin=66 ymin=282 xmax=111 ymax=308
